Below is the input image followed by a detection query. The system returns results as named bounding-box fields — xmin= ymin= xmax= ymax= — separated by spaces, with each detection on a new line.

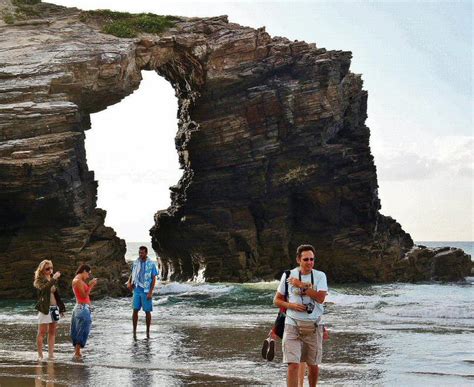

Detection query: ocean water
xmin=0 ymin=242 xmax=472 ymax=386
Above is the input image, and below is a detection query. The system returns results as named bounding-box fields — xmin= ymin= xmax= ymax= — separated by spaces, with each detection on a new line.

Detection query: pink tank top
xmin=73 ymin=282 xmax=91 ymax=304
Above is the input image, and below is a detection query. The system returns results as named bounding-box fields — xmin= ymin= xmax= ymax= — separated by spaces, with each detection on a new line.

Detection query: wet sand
xmin=0 ymin=357 xmax=257 ymax=386
xmin=1 ymin=280 xmax=473 ymax=386
xmin=0 ymin=320 xmax=379 ymax=386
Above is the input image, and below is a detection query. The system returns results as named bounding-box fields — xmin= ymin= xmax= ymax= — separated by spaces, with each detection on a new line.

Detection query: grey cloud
xmin=375 ymin=136 xmax=473 ymax=182
xmin=376 ymin=152 xmax=439 ymax=181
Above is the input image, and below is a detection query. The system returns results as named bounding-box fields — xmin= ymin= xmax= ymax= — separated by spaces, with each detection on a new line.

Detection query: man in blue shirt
xmin=127 ymin=246 xmax=159 ymax=339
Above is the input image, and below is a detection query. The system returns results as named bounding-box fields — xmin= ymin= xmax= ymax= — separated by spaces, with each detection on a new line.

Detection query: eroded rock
xmin=0 ymin=1 xmax=470 ymax=298
xmin=393 ymin=246 xmax=472 ymax=282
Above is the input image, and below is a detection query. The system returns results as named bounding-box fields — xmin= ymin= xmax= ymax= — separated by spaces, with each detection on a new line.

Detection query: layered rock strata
xmin=0 ymin=2 xmax=140 ymax=297
xmin=0 ymin=1 xmax=470 ymax=297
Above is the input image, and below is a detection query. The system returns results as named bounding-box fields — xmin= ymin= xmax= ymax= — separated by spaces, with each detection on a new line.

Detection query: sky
xmin=50 ymin=0 xmax=473 ymax=242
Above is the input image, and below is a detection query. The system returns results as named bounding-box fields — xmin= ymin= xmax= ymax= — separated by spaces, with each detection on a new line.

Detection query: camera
xmin=304 ymin=302 xmax=314 ymax=314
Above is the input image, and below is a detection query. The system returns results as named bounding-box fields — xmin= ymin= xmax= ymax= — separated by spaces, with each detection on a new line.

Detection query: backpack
xmin=272 ymin=270 xmax=291 ymax=339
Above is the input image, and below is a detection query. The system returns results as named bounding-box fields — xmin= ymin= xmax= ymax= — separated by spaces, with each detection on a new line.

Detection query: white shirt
xmin=277 ymin=267 xmax=328 ymax=326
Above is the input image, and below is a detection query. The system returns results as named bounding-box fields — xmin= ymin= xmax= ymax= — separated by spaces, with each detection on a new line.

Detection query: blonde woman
xmin=33 ymin=260 xmax=65 ymax=360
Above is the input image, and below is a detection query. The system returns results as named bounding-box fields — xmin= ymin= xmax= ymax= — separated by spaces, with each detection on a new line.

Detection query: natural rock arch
xmin=0 ymin=3 xmax=470 ymax=298
xmin=140 ymin=19 xmax=413 ymax=283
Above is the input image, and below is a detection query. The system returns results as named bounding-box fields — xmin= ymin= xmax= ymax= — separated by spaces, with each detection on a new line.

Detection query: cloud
xmin=373 ymin=135 xmax=473 ymax=181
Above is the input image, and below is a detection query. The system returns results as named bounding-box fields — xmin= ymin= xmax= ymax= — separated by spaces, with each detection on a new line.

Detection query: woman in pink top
xmin=71 ymin=264 xmax=97 ymax=359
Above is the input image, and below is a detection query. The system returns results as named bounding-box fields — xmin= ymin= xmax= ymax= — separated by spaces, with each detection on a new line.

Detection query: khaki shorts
xmin=282 ymin=323 xmax=323 ymax=365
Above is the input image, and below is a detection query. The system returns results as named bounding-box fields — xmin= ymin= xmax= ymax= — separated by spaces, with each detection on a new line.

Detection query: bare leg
xmin=74 ymin=344 xmax=82 ymax=358
xmin=287 ymin=363 xmax=299 ymax=387
xmin=37 ymin=324 xmax=48 ymax=360
xmin=132 ymin=309 xmax=139 ymax=339
xmin=307 ymin=364 xmax=319 ymax=387
xmin=47 ymin=323 xmax=57 ymax=359
xmin=298 ymin=362 xmax=307 ymax=387
xmin=145 ymin=312 xmax=151 ymax=338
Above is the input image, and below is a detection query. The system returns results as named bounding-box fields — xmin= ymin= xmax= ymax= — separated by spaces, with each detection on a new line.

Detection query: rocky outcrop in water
xmin=394 ymin=246 xmax=472 ymax=282
xmin=0 ymin=1 xmax=470 ymax=298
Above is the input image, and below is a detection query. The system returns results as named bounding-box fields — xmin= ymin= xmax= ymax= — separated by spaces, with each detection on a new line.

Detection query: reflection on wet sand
xmin=130 ymin=339 xmax=154 ymax=386
xmin=178 ymin=323 xmax=383 ymax=384
xmin=181 ymin=325 xmax=267 ymax=361
xmin=0 ymin=360 xmax=69 ymax=387
xmin=0 ymin=321 xmax=383 ymax=386
xmin=35 ymin=361 xmax=56 ymax=387
xmin=322 ymin=330 xmax=384 ymax=384
xmin=3 ymin=281 xmax=470 ymax=385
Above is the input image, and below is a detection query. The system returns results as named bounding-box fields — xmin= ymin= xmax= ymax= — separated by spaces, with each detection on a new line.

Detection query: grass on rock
xmin=2 ymin=12 xmax=15 ymax=24
xmin=80 ymin=9 xmax=178 ymax=38
xmin=1 ymin=0 xmax=42 ymax=24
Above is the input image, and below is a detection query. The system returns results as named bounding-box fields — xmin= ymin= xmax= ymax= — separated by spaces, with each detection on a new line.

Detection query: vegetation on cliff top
xmin=79 ymin=9 xmax=178 ymax=38
xmin=2 ymin=0 xmax=42 ymax=24
xmin=2 ymin=3 xmax=178 ymax=35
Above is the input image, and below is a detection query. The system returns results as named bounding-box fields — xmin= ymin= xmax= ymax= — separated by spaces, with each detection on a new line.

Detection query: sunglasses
xmin=44 ymin=267 xmax=53 ymax=271
xmin=302 ymin=258 xmax=314 ymax=262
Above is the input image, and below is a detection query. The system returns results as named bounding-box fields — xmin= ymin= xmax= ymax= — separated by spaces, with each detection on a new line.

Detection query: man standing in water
xmin=274 ymin=244 xmax=328 ymax=387
xmin=127 ymin=246 xmax=159 ymax=339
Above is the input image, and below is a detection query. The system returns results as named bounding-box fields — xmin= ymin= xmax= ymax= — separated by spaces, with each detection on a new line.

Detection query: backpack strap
xmin=284 ymin=270 xmax=291 ymax=301
xmin=298 ymin=269 xmax=314 ymax=286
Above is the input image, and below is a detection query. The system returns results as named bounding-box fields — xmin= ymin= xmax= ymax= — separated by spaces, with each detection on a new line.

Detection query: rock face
xmin=0 ymin=2 xmax=139 ymax=298
xmin=0 ymin=2 xmax=471 ymax=297
xmin=394 ymin=246 xmax=472 ymax=282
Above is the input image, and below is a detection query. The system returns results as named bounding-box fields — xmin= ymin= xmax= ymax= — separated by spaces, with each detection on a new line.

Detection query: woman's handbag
xmin=50 ymin=306 xmax=60 ymax=322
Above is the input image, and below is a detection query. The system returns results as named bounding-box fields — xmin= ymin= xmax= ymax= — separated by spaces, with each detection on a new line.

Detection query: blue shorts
xmin=133 ymin=287 xmax=153 ymax=312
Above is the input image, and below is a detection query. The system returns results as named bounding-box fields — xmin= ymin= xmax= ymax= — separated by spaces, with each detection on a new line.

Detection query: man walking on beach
xmin=127 ymin=246 xmax=159 ymax=339
xmin=274 ymin=244 xmax=328 ymax=387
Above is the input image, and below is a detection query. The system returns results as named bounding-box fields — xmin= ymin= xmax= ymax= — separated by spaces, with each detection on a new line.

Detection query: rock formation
xmin=0 ymin=1 xmax=470 ymax=298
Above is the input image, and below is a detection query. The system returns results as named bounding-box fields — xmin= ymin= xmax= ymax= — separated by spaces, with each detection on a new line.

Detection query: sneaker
xmin=261 ymin=338 xmax=270 ymax=359
xmin=266 ymin=339 xmax=275 ymax=361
